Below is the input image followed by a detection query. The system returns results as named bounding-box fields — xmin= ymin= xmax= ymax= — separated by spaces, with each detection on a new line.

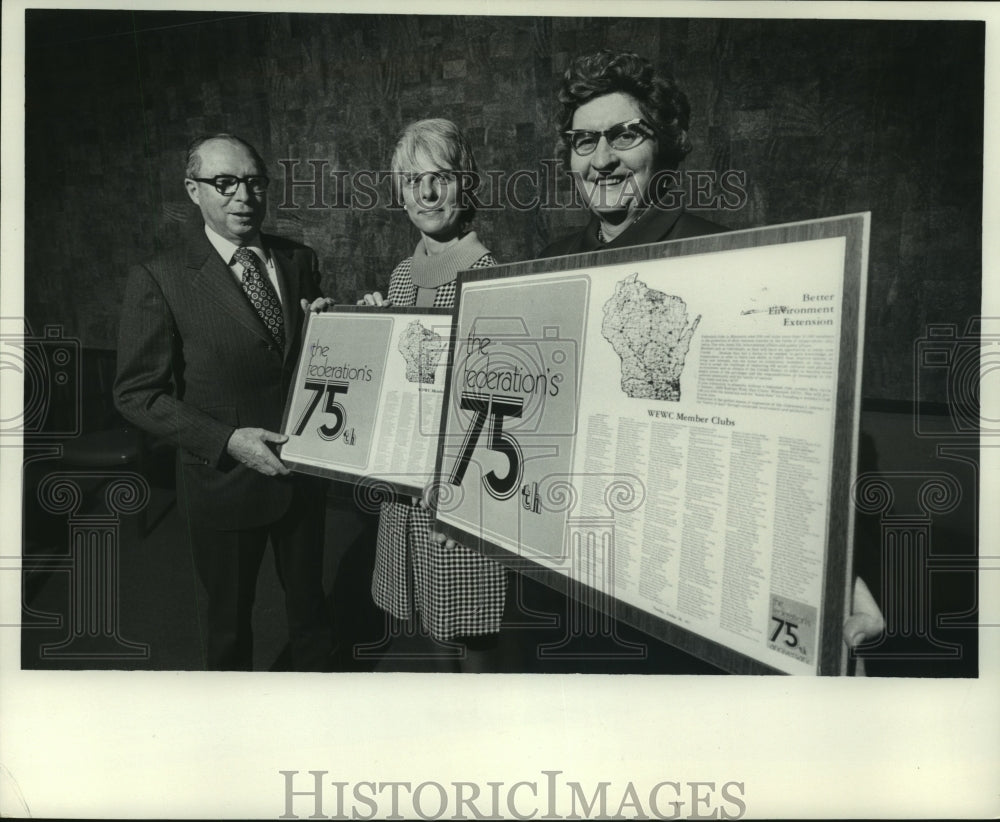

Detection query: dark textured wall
xmin=24 ymin=11 xmax=983 ymax=403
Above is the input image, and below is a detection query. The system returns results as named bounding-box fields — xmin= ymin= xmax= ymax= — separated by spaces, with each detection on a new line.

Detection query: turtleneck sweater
xmin=408 ymin=231 xmax=490 ymax=306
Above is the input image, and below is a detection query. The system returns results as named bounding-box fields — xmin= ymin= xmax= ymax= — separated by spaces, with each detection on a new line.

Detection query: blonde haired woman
xmin=360 ymin=118 xmax=507 ymax=671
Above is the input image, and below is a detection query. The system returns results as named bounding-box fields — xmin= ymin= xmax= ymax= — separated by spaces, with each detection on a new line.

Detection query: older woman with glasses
xmin=540 ymin=49 xmax=726 ymax=257
xmin=359 ymin=118 xmax=508 ymax=671
xmin=533 ymin=48 xmax=884 ymax=664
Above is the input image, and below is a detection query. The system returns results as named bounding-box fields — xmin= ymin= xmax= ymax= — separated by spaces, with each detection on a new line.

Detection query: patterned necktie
xmin=233 ymin=246 xmax=284 ymax=349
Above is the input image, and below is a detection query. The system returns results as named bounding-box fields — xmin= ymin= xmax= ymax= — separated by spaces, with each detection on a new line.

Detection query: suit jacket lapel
xmin=185 ymin=227 xmax=275 ymax=345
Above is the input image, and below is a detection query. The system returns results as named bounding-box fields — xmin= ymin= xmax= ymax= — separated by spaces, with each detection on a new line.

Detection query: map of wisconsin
xmin=398 ymin=320 xmax=447 ymax=384
xmin=601 ymin=273 xmax=701 ymax=401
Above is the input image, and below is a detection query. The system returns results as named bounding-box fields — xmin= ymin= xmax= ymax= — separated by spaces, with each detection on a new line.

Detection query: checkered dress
xmin=371 ymin=252 xmax=509 ymax=639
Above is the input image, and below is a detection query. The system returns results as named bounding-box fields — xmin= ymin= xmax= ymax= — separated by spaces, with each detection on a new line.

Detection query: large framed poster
xmin=280 ymin=306 xmax=453 ymax=498
xmin=433 ymin=214 xmax=869 ymax=675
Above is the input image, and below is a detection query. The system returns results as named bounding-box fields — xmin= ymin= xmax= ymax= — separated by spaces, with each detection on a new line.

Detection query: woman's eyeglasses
xmin=563 ymin=118 xmax=655 ymax=156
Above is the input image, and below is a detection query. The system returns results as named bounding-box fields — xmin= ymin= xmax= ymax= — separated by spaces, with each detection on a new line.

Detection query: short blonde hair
xmin=390 ymin=118 xmax=480 ymax=222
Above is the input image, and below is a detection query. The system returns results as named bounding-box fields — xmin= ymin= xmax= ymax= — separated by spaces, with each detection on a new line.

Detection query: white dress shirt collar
xmin=203 ymin=223 xmax=269 ymax=267
xmin=203 ymin=224 xmax=283 ymax=305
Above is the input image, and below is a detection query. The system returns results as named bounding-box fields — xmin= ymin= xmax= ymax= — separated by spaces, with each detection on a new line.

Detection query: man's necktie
xmin=233 ymin=246 xmax=284 ymax=349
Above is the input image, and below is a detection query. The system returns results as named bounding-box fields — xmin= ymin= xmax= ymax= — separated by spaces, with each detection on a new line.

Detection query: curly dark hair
xmin=556 ymin=49 xmax=693 ymax=170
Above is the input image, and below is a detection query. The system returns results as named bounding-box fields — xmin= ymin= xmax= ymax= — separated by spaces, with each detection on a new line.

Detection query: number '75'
xmin=770 ymin=617 xmax=799 ymax=648
xmin=448 ymin=391 xmax=524 ymax=501
xmin=293 ymin=379 xmax=349 ymax=440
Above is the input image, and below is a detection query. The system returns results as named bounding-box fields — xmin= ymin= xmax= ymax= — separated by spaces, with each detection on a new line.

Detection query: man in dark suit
xmin=115 ymin=134 xmax=334 ymax=671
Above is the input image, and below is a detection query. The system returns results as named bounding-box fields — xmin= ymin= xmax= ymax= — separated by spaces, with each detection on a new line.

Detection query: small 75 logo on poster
xmin=767 ymin=594 xmax=817 ymax=666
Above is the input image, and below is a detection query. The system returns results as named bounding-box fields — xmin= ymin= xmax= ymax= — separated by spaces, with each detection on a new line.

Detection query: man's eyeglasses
xmin=563 ymin=118 xmax=655 ymax=156
xmin=190 ymin=175 xmax=270 ymax=196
